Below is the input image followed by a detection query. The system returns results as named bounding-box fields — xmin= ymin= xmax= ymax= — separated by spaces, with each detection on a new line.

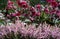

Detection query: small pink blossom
xmin=44 ymin=7 xmax=49 ymax=14
xmin=36 ymin=12 xmax=41 ymax=16
xmin=7 ymin=0 xmax=14 ymax=9
xmin=35 ymin=4 xmax=41 ymax=9
xmin=11 ymin=13 xmax=17 ymax=17
xmin=56 ymin=10 xmax=60 ymax=17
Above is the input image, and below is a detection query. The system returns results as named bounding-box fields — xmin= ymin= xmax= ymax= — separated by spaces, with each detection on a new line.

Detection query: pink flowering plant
xmin=0 ymin=22 xmax=60 ymax=39
xmin=0 ymin=0 xmax=60 ymax=26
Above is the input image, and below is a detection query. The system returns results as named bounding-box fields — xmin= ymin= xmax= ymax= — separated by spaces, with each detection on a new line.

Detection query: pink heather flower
xmin=33 ymin=29 xmax=39 ymax=38
xmin=17 ymin=0 xmax=28 ymax=8
xmin=37 ymin=32 xmax=49 ymax=39
xmin=0 ymin=22 xmax=60 ymax=39
xmin=27 ymin=25 xmax=36 ymax=36
xmin=2 ymin=27 xmax=11 ymax=35
xmin=56 ymin=32 xmax=60 ymax=39
xmin=39 ymin=24 xmax=51 ymax=38
xmin=51 ymin=31 xmax=57 ymax=38
xmin=18 ymin=27 xmax=28 ymax=36
xmin=0 ymin=32 xmax=4 ymax=38
xmin=33 ymin=26 xmax=42 ymax=38
xmin=15 ymin=21 xmax=25 ymax=28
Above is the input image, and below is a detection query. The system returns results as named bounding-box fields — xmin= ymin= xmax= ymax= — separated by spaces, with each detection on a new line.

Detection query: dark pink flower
xmin=17 ymin=0 xmax=21 ymax=6
xmin=30 ymin=7 xmax=36 ymax=12
xmin=44 ymin=7 xmax=49 ymax=14
xmin=36 ymin=4 xmax=41 ymax=9
xmin=46 ymin=0 xmax=56 ymax=3
xmin=32 ymin=12 xmax=36 ymax=16
xmin=16 ymin=13 xmax=20 ymax=16
xmin=56 ymin=10 xmax=60 ymax=17
xmin=11 ymin=13 xmax=17 ymax=17
xmin=36 ymin=12 xmax=41 ymax=16
xmin=50 ymin=10 xmax=56 ymax=14
xmin=50 ymin=1 xmax=58 ymax=7
xmin=17 ymin=0 xmax=28 ymax=8
xmin=16 ymin=11 xmax=21 ymax=16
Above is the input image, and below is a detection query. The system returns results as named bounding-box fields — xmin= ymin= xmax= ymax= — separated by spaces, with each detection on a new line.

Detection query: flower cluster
xmin=0 ymin=0 xmax=60 ymax=25
xmin=0 ymin=21 xmax=60 ymax=39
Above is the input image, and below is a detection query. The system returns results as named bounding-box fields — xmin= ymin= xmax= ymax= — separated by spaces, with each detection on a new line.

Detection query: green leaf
xmin=8 ymin=9 xmax=15 ymax=13
xmin=24 ymin=19 xmax=31 ymax=23
xmin=0 ymin=19 xmax=5 ymax=25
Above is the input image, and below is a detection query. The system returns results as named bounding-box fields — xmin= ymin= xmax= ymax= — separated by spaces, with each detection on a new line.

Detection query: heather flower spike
xmin=0 ymin=22 xmax=60 ymax=39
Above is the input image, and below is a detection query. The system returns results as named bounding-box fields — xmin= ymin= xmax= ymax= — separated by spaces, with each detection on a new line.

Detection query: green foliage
xmin=0 ymin=0 xmax=8 ymax=10
xmin=30 ymin=0 xmax=40 ymax=6
xmin=0 ymin=19 xmax=5 ymax=25
xmin=30 ymin=0 xmax=47 ymax=6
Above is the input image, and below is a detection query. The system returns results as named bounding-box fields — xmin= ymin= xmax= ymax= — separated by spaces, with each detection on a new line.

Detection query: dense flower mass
xmin=0 ymin=0 xmax=60 ymax=39
xmin=0 ymin=0 xmax=59 ymax=25
xmin=0 ymin=21 xmax=60 ymax=39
